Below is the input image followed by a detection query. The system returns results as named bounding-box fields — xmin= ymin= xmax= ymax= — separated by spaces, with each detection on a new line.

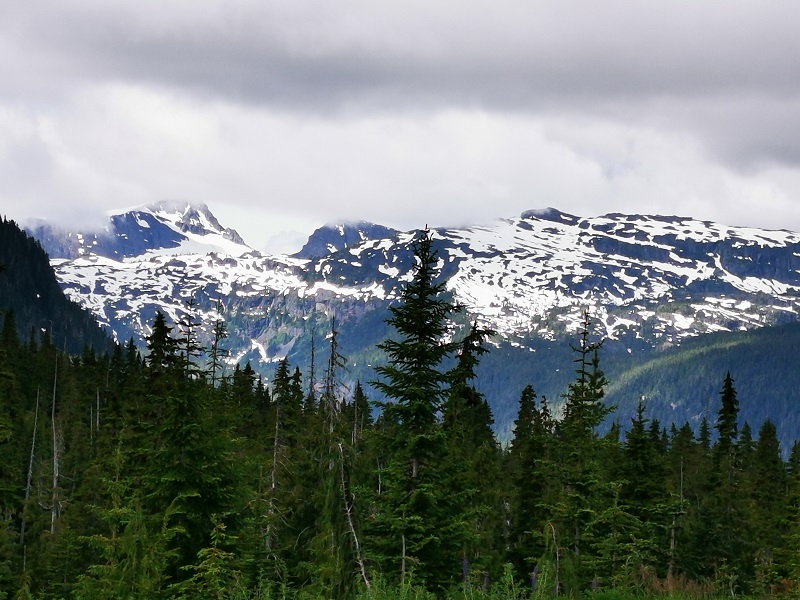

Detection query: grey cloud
xmin=9 ymin=2 xmax=800 ymax=105
xmin=5 ymin=1 xmax=798 ymax=170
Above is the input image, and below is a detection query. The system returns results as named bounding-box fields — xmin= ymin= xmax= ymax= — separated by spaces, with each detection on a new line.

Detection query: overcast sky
xmin=2 ymin=1 xmax=800 ymax=253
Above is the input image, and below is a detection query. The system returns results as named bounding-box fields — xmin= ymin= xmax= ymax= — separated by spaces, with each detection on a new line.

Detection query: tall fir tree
xmin=369 ymin=228 xmax=462 ymax=591
xmin=442 ymin=322 xmax=502 ymax=588
xmin=710 ymin=372 xmax=749 ymax=590
xmin=551 ymin=310 xmax=613 ymax=591
xmin=749 ymin=420 xmax=787 ymax=590
xmin=507 ymin=385 xmax=556 ymax=580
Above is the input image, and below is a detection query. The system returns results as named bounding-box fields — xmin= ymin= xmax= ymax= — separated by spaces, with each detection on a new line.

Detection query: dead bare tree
xmin=338 ymin=442 xmax=370 ymax=589
xmin=19 ymin=388 xmax=39 ymax=545
xmin=51 ymin=355 xmax=59 ymax=534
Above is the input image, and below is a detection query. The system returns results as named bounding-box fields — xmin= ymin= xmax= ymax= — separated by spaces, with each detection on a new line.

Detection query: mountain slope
xmin=602 ymin=322 xmax=800 ymax=445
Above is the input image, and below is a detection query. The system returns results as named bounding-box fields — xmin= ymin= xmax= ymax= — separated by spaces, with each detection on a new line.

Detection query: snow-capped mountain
xmin=305 ymin=208 xmax=800 ymax=345
xmin=27 ymin=204 xmax=800 ymax=366
xmin=294 ymin=222 xmax=399 ymax=259
xmin=28 ymin=201 xmax=250 ymax=260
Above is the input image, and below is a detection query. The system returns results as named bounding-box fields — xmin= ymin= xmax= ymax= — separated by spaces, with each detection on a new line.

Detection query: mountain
xmin=303 ymin=207 xmax=800 ymax=344
xmin=25 ymin=203 xmax=800 ymax=442
xmin=294 ymin=222 xmax=399 ymax=259
xmin=28 ymin=200 xmax=250 ymax=260
xmin=0 ymin=217 xmax=113 ymax=354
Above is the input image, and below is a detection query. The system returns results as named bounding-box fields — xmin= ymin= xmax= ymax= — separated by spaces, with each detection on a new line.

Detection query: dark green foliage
xmin=442 ymin=323 xmax=504 ymax=587
xmin=506 ymin=385 xmax=556 ymax=579
xmin=5 ymin=222 xmax=800 ymax=598
xmin=621 ymin=399 xmax=666 ymax=521
xmin=715 ymin=372 xmax=739 ymax=453
xmin=369 ymin=229 xmax=463 ymax=591
xmin=708 ymin=373 xmax=750 ymax=586
xmin=550 ymin=312 xmax=613 ymax=584
xmin=601 ymin=323 xmax=800 ymax=448
xmin=749 ymin=420 xmax=787 ymax=592
xmin=0 ymin=217 xmax=113 ymax=354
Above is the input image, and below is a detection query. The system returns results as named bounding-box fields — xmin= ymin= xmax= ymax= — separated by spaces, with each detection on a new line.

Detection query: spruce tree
xmin=664 ymin=423 xmax=695 ymax=581
xmin=207 ymin=300 xmax=228 ymax=387
xmin=551 ymin=311 xmax=612 ymax=589
xmin=716 ymin=372 xmax=740 ymax=453
xmin=369 ymin=228 xmax=461 ymax=591
xmin=678 ymin=419 xmax=717 ymax=581
xmin=176 ymin=299 xmax=204 ymax=382
xmin=749 ymin=420 xmax=786 ymax=590
xmin=610 ymin=398 xmax=666 ymax=582
xmin=300 ymin=319 xmax=352 ymax=596
xmin=507 ymin=385 xmax=556 ymax=579
xmin=710 ymin=372 xmax=749 ymax=589
xmin=621 ymin=399 xmax=666 ymax=523
xmin=145 ymin=311 xmax=180 ymax=377
xmin=442 ymin=322 xmax=502 ymax=587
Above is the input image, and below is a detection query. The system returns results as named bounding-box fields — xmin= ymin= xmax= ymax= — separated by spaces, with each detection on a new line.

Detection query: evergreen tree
xmin=507 ymin=385 xmax=555 ymax=579
xmin=715 ymin=372 xmax=740 ymax=454
xmin=176 ymin=299 xmax=205 ymax=382
xmin=677 ymin=419 xmax=717 ymax=581
xmin=207 ymin=300 xmax=228 ymax=387
xmin=351 ymin=381 xmax=372 ymax=445
xmin=749 ymin=420 xmax=787 ymax=591
xmin=442 ymin=323 xmax=502 ymax=588
xmin=146 ymin=311 xmax=178 ymax=371
xmin=710 ymin=372 xmax=749 ymax=590
xmin=369 ymin=228 xmax=461 ymax=591
xmin=0 ymin=330 xmax=18 ymax=593
xmin=552 ymin=310 xmax=613 ymax=587
xmin=784 ymin=441 xmax=800 ymax=586
xmin=609 ymin=398 xmax=666 ymax=582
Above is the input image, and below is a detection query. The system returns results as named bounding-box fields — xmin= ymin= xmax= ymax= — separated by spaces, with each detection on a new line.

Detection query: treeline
xmin=0 ymin=230 xmax=799 ymax=599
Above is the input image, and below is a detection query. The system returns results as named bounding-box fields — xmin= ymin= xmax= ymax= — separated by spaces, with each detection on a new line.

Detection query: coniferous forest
xmin=2 ymin=228 xmax=800 ymax=599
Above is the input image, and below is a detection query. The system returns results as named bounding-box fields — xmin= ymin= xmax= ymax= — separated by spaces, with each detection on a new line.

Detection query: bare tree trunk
xmin=352 ymin=391 xmax=358 ymax=447
xmin=338 ymin=443 xmax=370 ymax=589
xmin=550 ymin=522 xmax=560 ymax=596
xmin=20 ymin=388 xmax=39 ymax=545
xmin=51 ymin=357 xmax=59 ymax=535
xmin=265 ymin=400 xmax=281 ymax=554
xmin=401 ymin=532 xmax=407 ymax=586
xmin=667 ymin=457 xmax=684 ymax=588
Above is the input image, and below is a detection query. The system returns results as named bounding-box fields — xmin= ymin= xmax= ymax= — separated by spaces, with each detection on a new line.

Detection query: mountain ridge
xmin=27 ymin=203 xmax=800 ymax=348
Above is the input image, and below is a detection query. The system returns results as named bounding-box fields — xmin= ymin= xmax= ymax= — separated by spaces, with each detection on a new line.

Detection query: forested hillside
xmin=469 ymin=323 xmax=800 ymax=445
xmin=1 ymin=229 xmax=799 ymax=599
xmin=0 ymin=217 xmax=113 ymax=355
